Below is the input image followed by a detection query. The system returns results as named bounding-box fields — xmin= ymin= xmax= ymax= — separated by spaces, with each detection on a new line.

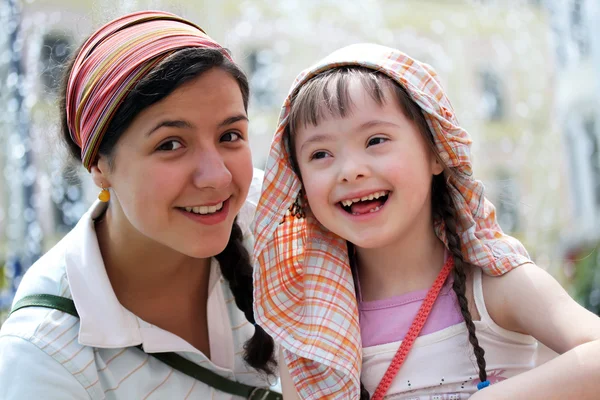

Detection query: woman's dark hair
xmin=59 ymin=46 xmax=276 ymax=374
xmin=287 ymin=67 xmax=487 ymax=398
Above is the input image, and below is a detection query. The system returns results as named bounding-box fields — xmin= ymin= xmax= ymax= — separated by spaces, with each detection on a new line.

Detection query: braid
xmin=215 ymin=219 xmax=276 ymax=375
xmin=359 ymin=382 xmax=371 ymax=400
xmin=434 ymin=175 xmax=487 ymax=384
xmin=347 ymin=242 xmax=372 ymax=400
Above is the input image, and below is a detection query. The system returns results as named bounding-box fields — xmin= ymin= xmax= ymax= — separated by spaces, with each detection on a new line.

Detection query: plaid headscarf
xmin=252 ymin=43 xmax=533 ymax=399
xmin=66 ymin=10 xmax=231 ymax=170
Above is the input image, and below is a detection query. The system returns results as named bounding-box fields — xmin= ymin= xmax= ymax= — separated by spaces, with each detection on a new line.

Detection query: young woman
xmin=0 ymin=11 xmax=278 ymax=399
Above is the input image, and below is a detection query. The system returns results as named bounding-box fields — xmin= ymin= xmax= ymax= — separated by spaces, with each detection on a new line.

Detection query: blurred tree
xmin=568 ymin=246 xmax=600 ymax=315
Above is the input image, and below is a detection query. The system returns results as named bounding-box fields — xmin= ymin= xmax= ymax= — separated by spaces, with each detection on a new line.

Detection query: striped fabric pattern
xmin=66 ymin=11 xmax=232 ymax=170
xmin=252 ymin=43 xmax=533 ymax=399
xmin=1 ymin=250 xmax=270 ymax=399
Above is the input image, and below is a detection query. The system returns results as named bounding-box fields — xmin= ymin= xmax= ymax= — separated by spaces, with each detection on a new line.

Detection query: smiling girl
xmin=252 ymin=44 xmax=600 ymax=399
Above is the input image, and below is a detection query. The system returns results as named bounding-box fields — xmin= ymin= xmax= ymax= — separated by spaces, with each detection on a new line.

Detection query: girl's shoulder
xmin=478 ymin=262 xmax=584 ymax=337
xmin=478 ymin=261 xmax=600 ymax=357
xmin=475 ymin=262 xmax=540 ymax=333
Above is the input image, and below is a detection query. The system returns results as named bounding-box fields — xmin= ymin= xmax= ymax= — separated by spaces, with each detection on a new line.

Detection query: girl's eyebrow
xmin=299 ymin=119 xmax=402 ymax=152
xmin=299 ymin=133 xmax=335 ymax=152
xmin=359 ymin=119 xmax=401 ymax=130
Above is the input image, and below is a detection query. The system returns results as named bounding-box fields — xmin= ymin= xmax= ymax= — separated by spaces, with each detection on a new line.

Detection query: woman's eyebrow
xmin=145 ymin=114 xmax=248 ymax=137
xmin=146 ymin=120 xmax=193 ymax=137
xmin=218 ymin=114 xmax=249 ymax=128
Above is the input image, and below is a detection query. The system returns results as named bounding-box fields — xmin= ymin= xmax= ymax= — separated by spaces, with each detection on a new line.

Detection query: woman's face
xmin=94 ymin=67 xmax=253 ymax=259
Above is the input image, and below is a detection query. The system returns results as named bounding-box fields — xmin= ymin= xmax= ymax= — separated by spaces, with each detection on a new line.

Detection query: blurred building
xmin=546 ymin=0 xmax=600 ymax=313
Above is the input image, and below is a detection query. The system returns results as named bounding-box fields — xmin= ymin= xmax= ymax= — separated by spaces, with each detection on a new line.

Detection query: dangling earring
xmin=98 ymin=186 xmax=110 ymax=202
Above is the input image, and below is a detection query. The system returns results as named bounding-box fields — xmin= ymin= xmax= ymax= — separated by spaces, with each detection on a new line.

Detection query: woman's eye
xmin=367 ymin=137 xmax=388 ymax=147
xmin=221 ymin=131 xmax=242 ymax=142
xmin=157 ymin=140 xmax=183 ymax=151
xmin=310 ymin=151 xmax=330 ymax=160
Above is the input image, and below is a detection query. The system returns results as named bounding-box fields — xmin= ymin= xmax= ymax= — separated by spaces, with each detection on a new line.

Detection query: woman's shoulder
xmin=0 ymin=228 xmax=99 ymax=397
xmin=0 ymin=256 xmax=88 ymax=397
xmin=8 ymin=202 xmax=99 ymax=307
xmin=0 ymin=333 xmax=91 ymax=399
xmin=11 ymin=231 xmax=75 ymax=302
xmin=0 ymin=221 xmax=82 ymax=342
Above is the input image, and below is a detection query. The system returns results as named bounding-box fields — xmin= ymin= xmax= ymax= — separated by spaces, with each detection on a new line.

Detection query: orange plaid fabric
xmin=252 ymin=43 xmax=533 ymax=399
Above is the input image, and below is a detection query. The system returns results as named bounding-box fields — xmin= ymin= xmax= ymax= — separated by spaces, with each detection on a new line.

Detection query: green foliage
xmin=570 ymin=246 xmax=600 ymax=316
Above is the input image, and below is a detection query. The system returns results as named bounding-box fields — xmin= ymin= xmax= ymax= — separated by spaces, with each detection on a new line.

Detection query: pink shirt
xmin=358 ymin=276 xmax=464 ymax=347
xmin=359 ymin=269 xmax=552 ymax=399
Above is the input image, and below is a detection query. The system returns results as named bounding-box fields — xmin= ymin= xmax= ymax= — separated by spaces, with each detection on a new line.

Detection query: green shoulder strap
xmin=10 ymin=294 xmax=282 ymax=400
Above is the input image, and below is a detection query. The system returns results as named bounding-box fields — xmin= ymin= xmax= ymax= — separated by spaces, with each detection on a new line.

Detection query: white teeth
xmin=184 ymin=201 xmax=224 ymax=215
xmin=341 ymin=191 xmax=388 ymax=207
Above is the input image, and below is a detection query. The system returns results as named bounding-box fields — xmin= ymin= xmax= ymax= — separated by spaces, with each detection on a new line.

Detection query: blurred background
xmin=0 ymin=0 xmax=599 ymax=322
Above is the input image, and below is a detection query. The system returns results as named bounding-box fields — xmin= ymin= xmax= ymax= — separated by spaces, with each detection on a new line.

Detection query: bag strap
xmin=10 ymin=294 xmax=282 ymax=400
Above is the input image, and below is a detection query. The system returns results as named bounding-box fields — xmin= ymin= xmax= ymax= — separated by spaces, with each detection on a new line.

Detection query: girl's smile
xmin=338 ymin=190 xmax=391 ymax=216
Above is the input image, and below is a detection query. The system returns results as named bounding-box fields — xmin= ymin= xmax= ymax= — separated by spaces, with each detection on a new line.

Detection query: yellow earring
xmin=98 ymin=186 xmax=110 ymax=202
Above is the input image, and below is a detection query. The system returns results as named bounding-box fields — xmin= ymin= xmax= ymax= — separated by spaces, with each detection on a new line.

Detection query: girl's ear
xmin=432 ymin=155 xmax=444 ymax=176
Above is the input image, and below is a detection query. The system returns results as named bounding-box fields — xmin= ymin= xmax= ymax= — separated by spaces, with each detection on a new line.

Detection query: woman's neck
xmin=355 ymin=221 xmax=445 ymax=302
xmin=95 ymin=204 xmax=212 ymax=343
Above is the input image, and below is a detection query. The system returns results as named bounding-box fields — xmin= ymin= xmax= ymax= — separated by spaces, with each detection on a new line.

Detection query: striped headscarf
xmin=252 ymin=43 xmax=533 ymax=399
xmin=66 ymin=10 xmax=231 ymax=170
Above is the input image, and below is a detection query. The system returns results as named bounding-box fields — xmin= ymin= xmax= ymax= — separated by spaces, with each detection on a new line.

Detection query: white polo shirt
xmin=0 ymin=169 xmax=274 ymax=399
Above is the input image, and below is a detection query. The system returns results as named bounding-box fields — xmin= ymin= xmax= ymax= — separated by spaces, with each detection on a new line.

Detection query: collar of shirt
xmin=65 ymin=200 xmax=234 ymax=369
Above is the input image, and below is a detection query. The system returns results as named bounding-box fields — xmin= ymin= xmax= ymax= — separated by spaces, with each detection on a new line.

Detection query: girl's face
xmin=94 ymin=67 xmax=253 ymax=258
xmin=294 ymin=78 xmax=443 ymax=249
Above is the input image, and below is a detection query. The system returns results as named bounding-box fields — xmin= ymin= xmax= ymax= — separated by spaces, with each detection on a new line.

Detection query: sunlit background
xmin=1 ymin=0 xmax=599 ymax=322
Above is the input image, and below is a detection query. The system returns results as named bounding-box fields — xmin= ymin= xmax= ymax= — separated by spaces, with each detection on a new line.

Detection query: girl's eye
xmin=367 ymin=137 xmax=388 ymax=147
xmin=221 ymin=131 xmax=242 ymax=142
xmin=156 ymin=140 xmax=183 ymax=151
xmin=310 ymin=151 xmax=330 ymax=160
